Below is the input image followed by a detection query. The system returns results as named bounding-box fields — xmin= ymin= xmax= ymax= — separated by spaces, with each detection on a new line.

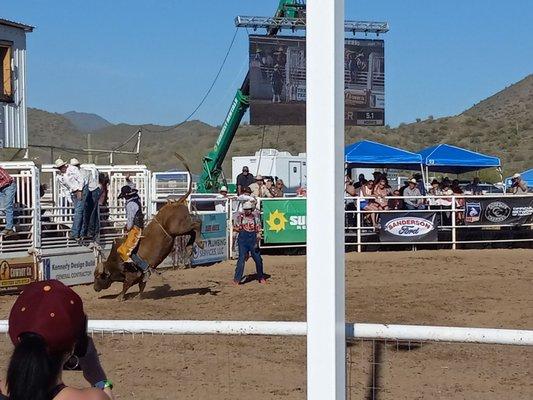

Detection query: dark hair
xmin=7 ymin=333 xmax=64 ymax=400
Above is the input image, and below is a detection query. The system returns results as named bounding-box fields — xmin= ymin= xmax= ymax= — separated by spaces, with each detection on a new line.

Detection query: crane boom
xmin=197 ymin=0 xmax=304 ymax=193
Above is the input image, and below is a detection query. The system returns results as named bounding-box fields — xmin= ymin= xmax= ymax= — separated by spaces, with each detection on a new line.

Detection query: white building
xmin=232 ymin=149 xmax=307 ymax=191
xmin=0 ymin=18 xmax=33 ymax=149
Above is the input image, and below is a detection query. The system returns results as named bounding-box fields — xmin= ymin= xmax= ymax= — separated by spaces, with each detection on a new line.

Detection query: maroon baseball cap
xmin=9 ymin=280 xmax=86 ymax=354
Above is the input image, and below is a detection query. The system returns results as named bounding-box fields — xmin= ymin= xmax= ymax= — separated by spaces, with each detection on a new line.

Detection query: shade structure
xmin=418 ymin=144 xmax=500 ymax=174
xmin=344 ymin=140 xmax=423 ymax=170
xmin=505 ymin=169 xmax=533 ymax=188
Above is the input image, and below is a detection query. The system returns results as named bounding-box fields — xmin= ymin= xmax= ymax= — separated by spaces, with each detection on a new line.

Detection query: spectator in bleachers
xmin=71 ymin=159 xmax=100 ymax=240
xmin=361 ymin=180 xmax=381 ymax=226
xmin=264 ymin=178 xmax=276 ymax=197
xmin=439 ymin=179 xmax=454 ymax=226
xmin=403 ymin=179 xmax=424 ymax=210
xmin=55 ymin=158 xmax=85 ymax=241
xmin=399 ymin=179 xmax=409 ymax=197
xmin=249 ymin=175 xmax=272 ymax=198
xmin=2 ymin=280 xmax=114 ymax=400
xmin=236 ymin=166 xmax=255 ymax=195
xmin=452 ymin=180 xmax=465 ymax=223
xmin=372 ymin=178 xmax=390 ymax=210
xmin=388 ymin=189 xmax=403 ymax=210
xmin=465 ymin=177 xmax=483 ymax=195
xmin=0 ymin=166 xmax=16 ymax=236
xmin=296 ymin=186 xmax=307 ymax=197
xmin=428 ymin=179 xmax=442 ymax=210
xmin=414 ymin=173 xmax=426 ymax=195
xmin=354 ymin=173 xmax=366 ymax=190
xmin=270 ymin=179 xmax=285 ymax=198
xmin=510 ymin=173 xmax=528 ymax=195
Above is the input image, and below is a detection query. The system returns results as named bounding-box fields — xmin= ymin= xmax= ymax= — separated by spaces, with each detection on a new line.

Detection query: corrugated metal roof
xmin=0 ymin=18 xmax=34 ymax=32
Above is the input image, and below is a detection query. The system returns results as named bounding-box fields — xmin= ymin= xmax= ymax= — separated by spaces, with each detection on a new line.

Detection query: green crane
xmin=197 ymin=0 xmax=305 ymax=193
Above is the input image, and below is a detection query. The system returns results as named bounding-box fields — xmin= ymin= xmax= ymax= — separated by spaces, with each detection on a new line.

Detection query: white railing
xmin=0 ymin=320 xmax=531 ymax=346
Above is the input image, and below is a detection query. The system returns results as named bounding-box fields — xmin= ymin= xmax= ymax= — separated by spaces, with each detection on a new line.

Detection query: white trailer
xmin=232 ymin=149 xmax=307 ymax=192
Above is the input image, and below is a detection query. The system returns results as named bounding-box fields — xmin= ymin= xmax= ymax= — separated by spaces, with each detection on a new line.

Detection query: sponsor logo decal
xmin=465 ymin=202 xmax=481 ymax=223
xmin=484 ymin=201 xmax=511 ymax=223
xmin=266 ymin=210 xmax=307 ymax=233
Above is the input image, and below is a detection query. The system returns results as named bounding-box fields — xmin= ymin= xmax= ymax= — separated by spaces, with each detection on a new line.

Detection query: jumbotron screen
xmin=249 ymin=35 xmax=385 ymax=126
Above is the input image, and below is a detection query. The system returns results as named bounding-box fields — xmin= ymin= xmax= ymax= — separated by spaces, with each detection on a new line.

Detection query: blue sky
xmin=3 ymin=0 xmax=532 ymax=127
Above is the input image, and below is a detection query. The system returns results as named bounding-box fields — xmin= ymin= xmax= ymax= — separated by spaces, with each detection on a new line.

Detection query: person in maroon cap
xmin=0 ymin=280 xmax=114 ymax=400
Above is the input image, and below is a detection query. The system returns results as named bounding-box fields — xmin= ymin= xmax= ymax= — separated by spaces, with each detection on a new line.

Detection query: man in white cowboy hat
xmin=510 ymin=173 xmax=528 ymax=195
xmin=54 ymin=158 xmax=85 ymax=240
xmin=403 ymin=178 xmax=424 ymax=210
xmin=70 ymin=158 xmax=101 ymax=240
xmin=215 ymin=185 xmax=229 ymax=213
xmin=232 ymin=201 xmax=265 ymax=285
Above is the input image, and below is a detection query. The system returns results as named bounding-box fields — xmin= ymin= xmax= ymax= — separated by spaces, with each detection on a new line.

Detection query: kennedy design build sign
xmin=379 ymin=212 xmax=438 ymax=242
xmin=43 ymin=253 xmax=96 ymax=286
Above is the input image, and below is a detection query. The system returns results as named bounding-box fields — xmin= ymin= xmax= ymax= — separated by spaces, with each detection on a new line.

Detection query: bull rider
xmin=116 ymin=185 xmax=150 ymax=278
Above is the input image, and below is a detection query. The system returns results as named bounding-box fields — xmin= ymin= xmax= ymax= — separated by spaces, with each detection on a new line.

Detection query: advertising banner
xmin=262 ymin=199 xmax=307 ymax=244
xmin=0 ymin=256 xmax=37 ymax=294
xmin=43 ymin=252 xmax=96 ymax=286
xmin=379 ymin=212 xmax=438 ymax=242
xmin=249 ymin=35 xmax=385 ymax=126
xmin=465 ymin=197 xmax=533 ymax=225
xmin=192 ymin=213 xmax=228 ymax=265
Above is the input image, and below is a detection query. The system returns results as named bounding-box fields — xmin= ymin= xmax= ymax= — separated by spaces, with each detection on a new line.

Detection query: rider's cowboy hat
xmin=118 ymin=185 xmax=138 ymax=199
xmin=53 ymin=158 xmax=67 ymax=169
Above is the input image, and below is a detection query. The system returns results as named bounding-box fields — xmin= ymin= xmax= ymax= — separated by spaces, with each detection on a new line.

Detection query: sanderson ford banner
xmin=262 ymin=199 xmax=307 ymax=244
xmin=379 ymin=212 xmax=438 ymax=242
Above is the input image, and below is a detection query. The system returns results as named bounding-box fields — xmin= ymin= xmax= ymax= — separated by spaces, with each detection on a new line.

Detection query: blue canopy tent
xmin=345 ymin=140 xmax=423 ymax=170
xmin=505 ymin=169 xmax=533 ymax=188
xmin=418 ymin=144 xmax=501 ymax=175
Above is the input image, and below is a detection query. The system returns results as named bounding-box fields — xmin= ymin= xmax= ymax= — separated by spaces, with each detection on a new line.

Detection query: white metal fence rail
xmin=0 ymin=320 xmax=531 ymax=346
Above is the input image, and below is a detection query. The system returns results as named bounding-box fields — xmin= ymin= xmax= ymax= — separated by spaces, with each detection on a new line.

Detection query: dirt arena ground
xmin=0 ymin=249 xmax=532 ymax=399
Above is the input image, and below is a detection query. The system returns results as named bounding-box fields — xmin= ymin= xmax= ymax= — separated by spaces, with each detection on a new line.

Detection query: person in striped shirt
xmin=232 ymin=201 xmax=266 ymax=285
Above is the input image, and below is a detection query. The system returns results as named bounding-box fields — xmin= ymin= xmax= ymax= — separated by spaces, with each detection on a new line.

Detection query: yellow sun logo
xmin=266 ymin=210 xmax=288 ymax=233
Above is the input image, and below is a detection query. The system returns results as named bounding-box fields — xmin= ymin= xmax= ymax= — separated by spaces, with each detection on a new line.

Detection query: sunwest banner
xmin=379 ymin=212 xmax=438 ymax=242
xmin=262 ymin=199 xmax=306 ymax=244
xmin=465 ymin=197 xmax=533 ymax=225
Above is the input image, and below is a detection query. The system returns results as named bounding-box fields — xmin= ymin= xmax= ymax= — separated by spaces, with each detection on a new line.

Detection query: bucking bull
xmin=94 ymin=154 xmax=204 ymax=300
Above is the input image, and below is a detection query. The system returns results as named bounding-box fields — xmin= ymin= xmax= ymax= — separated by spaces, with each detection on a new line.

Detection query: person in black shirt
xmin=236 ymin=166 xmax=255 ymax=195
